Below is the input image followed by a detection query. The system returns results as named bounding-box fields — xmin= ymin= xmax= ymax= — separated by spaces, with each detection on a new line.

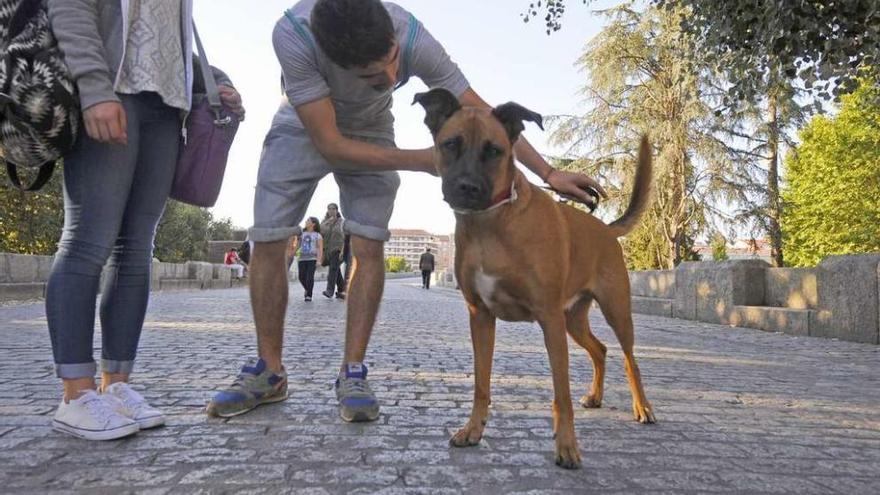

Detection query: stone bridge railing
xmin=436 ymin=254 xmax=880 ymax=345
xmin=0 ymin=253 xmax=241 ymax=302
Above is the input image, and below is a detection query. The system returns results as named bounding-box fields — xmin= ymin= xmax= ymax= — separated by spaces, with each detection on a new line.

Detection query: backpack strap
xmin=395 ymin=13 xmax=419 ymax=90
xmin=6 ymin=161 xmax=55 ymax=191
xmin=284 ymin=10 xmax=316 ymax=51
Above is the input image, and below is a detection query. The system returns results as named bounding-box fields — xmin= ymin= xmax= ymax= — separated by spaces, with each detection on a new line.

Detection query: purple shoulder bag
xmin=170 ymin=23 xmax=240 ymax=208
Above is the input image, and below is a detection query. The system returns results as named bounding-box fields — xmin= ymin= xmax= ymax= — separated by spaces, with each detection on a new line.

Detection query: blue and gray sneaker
xmin=206 ymin=358 xmax=288 ymax=418
xmin=335 ymin=363 xmax=380 ymax=422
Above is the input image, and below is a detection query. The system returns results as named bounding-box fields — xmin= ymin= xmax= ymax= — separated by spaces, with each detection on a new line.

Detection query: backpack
xmin=0 ymin=0 xmax=80 ymax=191
xmin=237 ymin=240 xmax=251 ymax=265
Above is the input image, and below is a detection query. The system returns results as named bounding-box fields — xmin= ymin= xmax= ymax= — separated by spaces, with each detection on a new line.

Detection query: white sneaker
xmin=52 ymin=390 xmax=139 ymax=441
xmin=104 ymin=382 xmax=166 ymax=429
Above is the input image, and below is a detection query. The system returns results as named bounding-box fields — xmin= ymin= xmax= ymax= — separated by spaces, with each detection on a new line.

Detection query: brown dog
xmin=414 ymin=88 xmax=656 ymax=469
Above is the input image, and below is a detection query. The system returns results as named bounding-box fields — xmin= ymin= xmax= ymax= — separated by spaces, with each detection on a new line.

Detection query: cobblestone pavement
xmin=0 ymin=278 xmax=878 ymax=494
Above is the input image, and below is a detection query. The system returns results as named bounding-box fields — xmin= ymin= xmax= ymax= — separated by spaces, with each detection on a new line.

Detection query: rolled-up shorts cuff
xmin=101 ymin=359 xmax=135 ymax=375
xmin=343 ymin=220 xmax=391 ymax=242
xmin=248 ymin=225 xmax=302 ymax=243
xmin=56 ymin=361 xmax=97 ymax=379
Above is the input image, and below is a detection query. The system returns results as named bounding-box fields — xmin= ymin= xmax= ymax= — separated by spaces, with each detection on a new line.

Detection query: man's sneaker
xmin=206 ymin=358 xmax=288 ymax=418
xmin=322 ymin=290 xmax=333 ymax=299
xmin=305 ymin=296 xmax=312 ymax=302
xmin=335 ymin=363 xmax=379 ymax=422
xmin=335 ymin=292 xmax=346 ymax=300
xmin=52 ymin=390 xmax=139 ymax=441
xmin=104 ymin=382 xmax=165 ymax=429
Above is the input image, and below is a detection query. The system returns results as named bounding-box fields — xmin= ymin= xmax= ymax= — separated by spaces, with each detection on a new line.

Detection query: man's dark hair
xmin=311 ymin=0 xmax=395 ymax=69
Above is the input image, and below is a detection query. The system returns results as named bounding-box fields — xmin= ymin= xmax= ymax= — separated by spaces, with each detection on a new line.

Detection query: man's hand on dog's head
xmin=546 ymin=170 xmax=607 ymax=212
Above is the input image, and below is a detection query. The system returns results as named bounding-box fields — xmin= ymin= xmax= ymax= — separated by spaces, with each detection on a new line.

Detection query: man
xmin=419 ymin=247 xmax=435 ymax=290
xmin=207 ymin=0 xmax=605 ymax=422
xmin=321 ymin=203 xmax=346 ymax=299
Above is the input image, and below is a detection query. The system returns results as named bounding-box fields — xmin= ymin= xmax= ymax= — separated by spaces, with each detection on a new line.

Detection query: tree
xmin=0 ymin=167 xmax=64 ymax=255
xmin=152 ymin=201 xmax=236 ymax=263
xmin=550 ymin=4 xmax=731 ymax=269
xmin=710 ymin=231 xmax=729 ymax=261
xmin=781 ymin=81 xmax=880 ymax=267
xmin=384 ymin=256 xmax=408 ymax=273
xmin=523 ymin=0 xmax=880 ymax=104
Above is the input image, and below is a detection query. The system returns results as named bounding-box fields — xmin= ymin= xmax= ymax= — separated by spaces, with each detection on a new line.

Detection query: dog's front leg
xmin=539 ymin=312 xmax=582 ymax=469
xmin=450 ymin=305 xmax=495 ymax=447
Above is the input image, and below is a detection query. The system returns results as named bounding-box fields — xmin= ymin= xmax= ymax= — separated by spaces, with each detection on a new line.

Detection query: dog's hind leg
xmin=594 ymin=284 xmax=656 ymax=424
xmin=565 ymin=296 xmax=607 ymax=408
xmin=450 ymin=305 xmax=496 ymax=447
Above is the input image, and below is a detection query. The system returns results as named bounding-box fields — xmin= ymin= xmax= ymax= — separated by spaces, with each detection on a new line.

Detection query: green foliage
xmin=384 ymin=256 xmax=408 ymax=273
xmin=781 ymin=82 xmax=880 ymax=267
xmin=0 ymin=167 xmax=64 ymax=255
xmin=550 ymin=3 xmax=727 ymax=269
xmin=523 ymin=0 xmax=880 ymax=104
xmin=710 ymin=232 xmax=729 ymax=261
xmin=154 ymin=200 xmax=236 ymax=263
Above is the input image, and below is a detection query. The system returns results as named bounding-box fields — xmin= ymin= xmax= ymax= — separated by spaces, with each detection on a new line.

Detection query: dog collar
xmin=453 ymin=181 xmax=517 ymax=215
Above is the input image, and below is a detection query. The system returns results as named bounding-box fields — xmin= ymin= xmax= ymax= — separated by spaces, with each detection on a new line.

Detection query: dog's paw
xmin=554 ymin=444 xmax=582 ymax=470
xmin=449 ymin=423 xmax=484 ymax=447
xmin=579 ymin=394 xmax=602 ymax=409
xmin=633 ymin=402 xmax=656 ymax=424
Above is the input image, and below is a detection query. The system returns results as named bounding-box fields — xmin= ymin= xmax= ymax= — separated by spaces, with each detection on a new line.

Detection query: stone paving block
xmin=0 ymin=280 xmax=878 ymax=493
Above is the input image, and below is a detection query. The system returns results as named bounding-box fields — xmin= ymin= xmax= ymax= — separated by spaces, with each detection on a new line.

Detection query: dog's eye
xmin=441 ymin=137 xmax=461 ymax=152
xmin=482 ymin=143 xmax=503 ymax=160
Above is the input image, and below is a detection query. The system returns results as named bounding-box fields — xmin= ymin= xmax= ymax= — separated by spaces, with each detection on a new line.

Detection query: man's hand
xmin=83 ymin=101 xmax=127 ymax=145
xmin=546 ymin=170 xmax=608 ymax=210
xmin=218 ymin=85 xmax=245 ymax=120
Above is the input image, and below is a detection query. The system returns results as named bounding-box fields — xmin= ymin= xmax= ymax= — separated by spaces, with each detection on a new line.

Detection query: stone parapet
xmin=0 ymin=253 xmax=240 ymax=302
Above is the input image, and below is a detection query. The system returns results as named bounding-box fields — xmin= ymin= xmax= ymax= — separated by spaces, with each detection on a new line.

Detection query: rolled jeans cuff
xmin=55 ymin=361 xmax=98 ymax=379
xmin=101 ymin=359 xmax=135 ymax=375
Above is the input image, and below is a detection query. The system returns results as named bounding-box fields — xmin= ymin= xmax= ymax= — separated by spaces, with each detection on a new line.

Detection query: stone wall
xmin=434 ymin=254 xmax=880 ymax=345
xmin=0 ymin=253 xmax=242 ymax=302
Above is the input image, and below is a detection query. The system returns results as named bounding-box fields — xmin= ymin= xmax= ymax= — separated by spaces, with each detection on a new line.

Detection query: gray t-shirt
xmin=270 ymin=0 xmax=470 ymax=140
xmin=298 ymin=231 xmax=322 ymax=261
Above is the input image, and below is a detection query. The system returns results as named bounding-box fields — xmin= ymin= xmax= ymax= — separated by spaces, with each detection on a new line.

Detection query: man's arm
xmin=295 ymin=98 xmax=434 ymax=173
xmin=457 ymin=89 xmax=607 ymax=204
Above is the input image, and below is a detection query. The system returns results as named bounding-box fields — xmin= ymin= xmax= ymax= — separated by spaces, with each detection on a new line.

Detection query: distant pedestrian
xmin=419 ymin=247 xmax=435 ymax=289
xmin=321 ymin=203 xmax=346 ymax=300
xmin=293 ymin=217 xmax=323 ymax=301
xmin=225 ymin=249 xmax=246 ymax=279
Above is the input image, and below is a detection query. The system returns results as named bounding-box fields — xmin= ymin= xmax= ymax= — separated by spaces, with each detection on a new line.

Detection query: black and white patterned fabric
xmin=0 ymin=0 xmax=79 ymax=190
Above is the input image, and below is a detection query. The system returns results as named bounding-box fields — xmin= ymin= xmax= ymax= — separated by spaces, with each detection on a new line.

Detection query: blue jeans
xmin=46 ymin=92 xmax=180 ymax=379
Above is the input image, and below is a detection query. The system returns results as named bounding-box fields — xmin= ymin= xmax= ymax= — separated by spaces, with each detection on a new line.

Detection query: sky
xmin=194 ymin=0 xmax=613 ymax=235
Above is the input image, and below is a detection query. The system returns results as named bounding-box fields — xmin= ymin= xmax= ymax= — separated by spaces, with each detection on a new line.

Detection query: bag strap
xmin=191 ymin=22 xmax=223 ymax=115
xmin=6 ymin=161 xmax=55 ymax=191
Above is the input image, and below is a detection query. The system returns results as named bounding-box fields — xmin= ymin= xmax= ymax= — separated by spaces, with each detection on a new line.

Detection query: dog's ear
xmin=413 ymin=88 xmax=461 ymax=137
xmin=492 ymin=102 xmax=544 ymax=144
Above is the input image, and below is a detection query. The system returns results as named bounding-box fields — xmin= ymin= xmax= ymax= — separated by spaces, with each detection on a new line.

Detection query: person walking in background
xmin=419 ymin=247 xmax=435 ymax=290
xmin=45 ymin=0 xmax=243 ymax=440
xmin=293 ymin=217 xmax=323 ymax=301
xmin=321 ymin=203 xmax=346 ymax=300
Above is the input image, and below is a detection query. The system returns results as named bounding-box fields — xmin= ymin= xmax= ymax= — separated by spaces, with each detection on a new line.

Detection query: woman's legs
xmin=298 ymin=260 xmax=309 ymax=293
xmin=305 ymin=260 xmax=316 ymax=297
xmin=46 ymin=96 xmax=142 ymax=401
xmin=299 ymin=260 xmax=316 ymax=298
xmin=98 ymin=93 xmax=179 ymax=387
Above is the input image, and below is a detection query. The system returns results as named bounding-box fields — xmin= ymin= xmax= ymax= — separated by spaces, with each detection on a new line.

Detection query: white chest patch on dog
xmin=473 ymin=268 xmax=499 ymax=310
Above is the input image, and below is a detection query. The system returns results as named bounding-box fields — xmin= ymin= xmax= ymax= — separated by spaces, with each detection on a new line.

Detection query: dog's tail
xmin=608 ymin=136 xmax=652 ymax=238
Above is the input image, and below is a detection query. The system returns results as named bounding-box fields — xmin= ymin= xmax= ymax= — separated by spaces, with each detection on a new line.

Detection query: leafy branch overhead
xmin=523 ymin=0 xmax=880 ymax=104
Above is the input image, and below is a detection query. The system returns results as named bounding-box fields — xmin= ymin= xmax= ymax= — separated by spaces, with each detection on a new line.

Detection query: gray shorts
xmin=249 ymin=125 xmax=400 ymax=243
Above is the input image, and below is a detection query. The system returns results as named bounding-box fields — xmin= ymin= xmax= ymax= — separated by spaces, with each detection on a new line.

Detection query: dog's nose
xmin=454 ymin=178 xmax=483 ymax=199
